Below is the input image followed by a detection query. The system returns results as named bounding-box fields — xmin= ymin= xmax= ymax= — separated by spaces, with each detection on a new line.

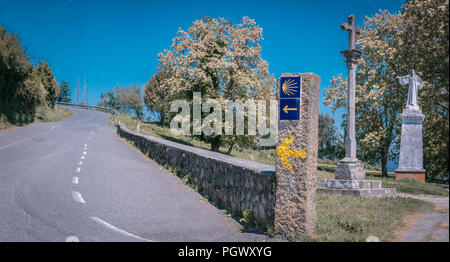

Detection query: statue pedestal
xmin=395 ymin=108 xmax=426 ymax=182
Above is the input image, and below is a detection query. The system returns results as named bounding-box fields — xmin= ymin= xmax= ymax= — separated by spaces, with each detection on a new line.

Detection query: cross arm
xmin=341 ymin=23 xmax=362 ymax=35
xmin=340 ymin=23 xmax=350 ymax=31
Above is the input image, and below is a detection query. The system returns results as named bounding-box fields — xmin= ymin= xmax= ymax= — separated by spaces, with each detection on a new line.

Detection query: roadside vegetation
xmin=34 ymin=106 xmax=72 ymax=123
xmin=0 ymin=26 xmax=72 ymax=131
xmin=1 ymin=103 xmax=72 ymax=131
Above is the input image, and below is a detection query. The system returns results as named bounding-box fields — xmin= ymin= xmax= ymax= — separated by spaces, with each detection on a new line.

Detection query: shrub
xmin=240 ymin=210 xmax=255 ymax=227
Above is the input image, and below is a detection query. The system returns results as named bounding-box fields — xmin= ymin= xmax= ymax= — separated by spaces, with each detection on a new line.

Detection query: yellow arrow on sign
xmin=282 ymin=105 xmax=297 ymax=114
xmin=276 ymin=135 xmax=307 ymax=174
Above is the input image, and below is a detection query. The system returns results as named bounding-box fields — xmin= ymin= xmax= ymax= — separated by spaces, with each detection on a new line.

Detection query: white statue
xmin=397 ymin=70 xmax=424 ymax=111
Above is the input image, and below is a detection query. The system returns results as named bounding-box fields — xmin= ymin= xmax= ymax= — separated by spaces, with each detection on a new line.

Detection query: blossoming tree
xmin=145 ymin=16 xmax=275 ymax=153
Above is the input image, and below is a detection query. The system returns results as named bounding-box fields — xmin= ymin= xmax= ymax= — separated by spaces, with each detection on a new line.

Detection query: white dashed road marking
xmin=71 ymin=191 xmax=86 ymax=204
xmin=76 ymin=167 xmax=81 ymax=173
xmin=78 ymin=161 xmax=83 ymax=166
xmin=83 ymin=152 xmax=87 ymax=155
xmin=90 ymin=217 xmax=153 ymax=242
xmin=72 ymin=177 xmax=79 ymax=184
xmin=81 ymin=156 xmax=85 ymax=160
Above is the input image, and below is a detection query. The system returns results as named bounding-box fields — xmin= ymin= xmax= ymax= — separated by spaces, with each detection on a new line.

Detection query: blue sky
xmin=0 ymin=0 xmax=405 ymax=122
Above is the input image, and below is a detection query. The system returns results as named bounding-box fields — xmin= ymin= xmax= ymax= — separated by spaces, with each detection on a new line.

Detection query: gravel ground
xmin=397 ymin=193 xmax=449 ymax=242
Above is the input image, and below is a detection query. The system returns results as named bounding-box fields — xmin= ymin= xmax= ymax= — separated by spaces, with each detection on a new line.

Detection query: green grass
xmin=1 ymin=105 xmax=72 ymax=131
xmin=298 ymin=193 xmax=434 ymax=242
xmin=377 ymin=178 xmax=449 ymax=196
xmin=115 ymin=114 xmax=448 ymax=197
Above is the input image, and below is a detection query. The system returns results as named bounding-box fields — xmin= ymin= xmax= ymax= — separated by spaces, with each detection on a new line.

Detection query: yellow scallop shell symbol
xmin=276 ymin=135 xmax=307 ymax=174
xmin=282 ymin=79 xmax=297 ymax=96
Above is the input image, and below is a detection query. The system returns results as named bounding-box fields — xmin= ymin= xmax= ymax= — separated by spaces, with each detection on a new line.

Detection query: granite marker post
xmin=274 ymin=73 xmax=320 ymax=239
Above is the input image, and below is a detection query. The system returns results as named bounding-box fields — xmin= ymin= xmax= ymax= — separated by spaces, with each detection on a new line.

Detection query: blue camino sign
xmin=279 ymin=76 xmax=301 ymax=120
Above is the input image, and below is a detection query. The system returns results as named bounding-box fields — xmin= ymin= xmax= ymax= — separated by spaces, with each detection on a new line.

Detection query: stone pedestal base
xmin=335 ymin=159 xmax=366 ymax=180
xmin=395 ymin=172 xmax=425 ymax=183
xmin=318 ymin=179 xmax=397 ymax=198
xmin=396 ymin=108 xmax=425 ymax=179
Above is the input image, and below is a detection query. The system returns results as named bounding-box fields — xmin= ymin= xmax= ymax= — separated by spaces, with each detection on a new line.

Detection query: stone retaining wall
xmin=116 ymin=122 xmax=276 ymax=229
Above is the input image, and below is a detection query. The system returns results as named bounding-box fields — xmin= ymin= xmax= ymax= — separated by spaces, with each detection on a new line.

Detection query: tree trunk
xmin=159 ymin=111 xmax=165 ymax=126
xmin=226 ymin=143 xmax=234 ymax=155
xmin=211 ymin=142 xmax=220 ymax=152
xmin=210 ymin=137 xmax=222 ymax=152
xmin=381 ymin=152 xmax=388 ymax=177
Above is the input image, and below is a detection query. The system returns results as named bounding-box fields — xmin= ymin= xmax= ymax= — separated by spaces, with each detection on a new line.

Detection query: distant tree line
xmin=97 ymin=84 xmax=144 ymax=120
xmin=57 ymin=81 xmax=72 ymax=103
xmin=318 ymin=113 xmax=344 ymax=161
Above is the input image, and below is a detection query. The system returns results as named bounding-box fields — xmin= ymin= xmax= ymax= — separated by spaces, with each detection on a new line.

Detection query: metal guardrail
xmin=55 ymin=102 xmax=118 ymax=117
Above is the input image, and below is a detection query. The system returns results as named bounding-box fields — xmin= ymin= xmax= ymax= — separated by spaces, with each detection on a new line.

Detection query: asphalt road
xmin=0 ymin=107 xmax=271 ymax=242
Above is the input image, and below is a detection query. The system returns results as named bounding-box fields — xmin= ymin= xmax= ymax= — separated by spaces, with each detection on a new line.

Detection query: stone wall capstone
xmin=116 ymin=122 xmax=276 ymax=229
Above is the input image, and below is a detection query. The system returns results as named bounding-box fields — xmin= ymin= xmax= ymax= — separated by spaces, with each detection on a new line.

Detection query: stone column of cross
xmin=341 ymin=14 xmax=362 ymax=162
xmin=333 ymin=14 xmax=366 ymax=180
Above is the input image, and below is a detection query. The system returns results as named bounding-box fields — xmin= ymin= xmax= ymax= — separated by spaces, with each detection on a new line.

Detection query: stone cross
xmin=317 ymin=14 xmax=396 ymax=197
xmin=398 ymin=69 xmax=424 ymax=111
xmin=335 ymin=15 xmax=365 ymax=180
xmin=341 ymin=14 xmax=362 ymax=50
